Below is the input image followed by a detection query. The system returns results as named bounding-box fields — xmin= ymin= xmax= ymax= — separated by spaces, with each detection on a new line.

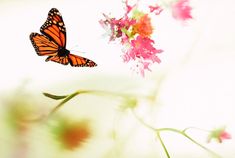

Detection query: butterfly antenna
xmin=70 ymin=49 xmax=86 ymax=54
xmin=70 ymin=45 xmax=86 ymax=54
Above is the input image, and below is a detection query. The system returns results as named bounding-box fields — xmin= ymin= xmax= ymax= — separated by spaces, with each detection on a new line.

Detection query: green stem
xmin=131 ymin=111 xmax=221 ymax=158
xmin=158 ymin=128 xmax=221 ymax=158
xmin=46 ymin=90 xmax=221 ymax=158
xmin=182 ymin=133 xmax=221 ymax=158
xmin=156 ymin=131 xmax=171 ymax=158
xmin=131 ymin=109 xmax=156 ymax=131
xmin=183 ymin=126 xmax=210 ymax=133
xmin=47 ymin=90 xmax=149 ymax=117
xmin=131 ymin=109 xmax=171 ymax=158
xmin=48 ymin=91 xmax=81 ymax=117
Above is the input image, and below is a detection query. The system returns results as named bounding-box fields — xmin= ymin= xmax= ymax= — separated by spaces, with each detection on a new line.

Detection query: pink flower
xmin=219 ymin=131 xmax=232 ymax=142
xmin=171 ymin=0 xmax=192 ymax=22
xmin=129 ymin=36 xmax=162 ymax=62
xmin=99 ymin=0 xmax=163 ymax=76
xmin=99 ymin=14 xmax=135 ymax=41
xmin=124 ymin=0 xmax=137 ymax=15
xmin=208 ymin=127 xmax=232 ymax=143
xmin=149 ymin=4 xmax=163 ymax=15
xmin=123 ymin=36 xmax=162 ymax=76
xmin=138 ymin=61 xmax=152 ymax=77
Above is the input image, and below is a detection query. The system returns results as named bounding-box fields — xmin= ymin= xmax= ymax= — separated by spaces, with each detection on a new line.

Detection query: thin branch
xmin=183 ymin=126 xmax=210 ymax=133
xmin=131 ymin=109 xmax=171 ymax=158
xmin=182 ymin=133 xmax=221 ymax=158
xmin=158 ymin=128 xmax=221 ymax=158
xmin=131 ymin=112 xmax=221 ymax=158
xmin=47 ymin=89 xmax=149 ymax=117
xmin=44 ymin=89 xmax=222 ymax=158
xmin=48 ymin=91 xmax=81 ymax=117
xmin=131 ymin=109 xmax=156 ymax=131
xmin=156 ymin=131 xmax=171 ymax=158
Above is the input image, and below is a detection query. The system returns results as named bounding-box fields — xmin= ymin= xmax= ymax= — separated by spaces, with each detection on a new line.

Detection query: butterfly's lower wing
xmin=68 ymin=54 xmax=97 ymax=67
xmin=30 ymin=33 xmax=58 ymax=56
xmin=46 ymin=56 xmax=69 ymax=65
xmin=46 ymin=54 xmax=97 ymax=66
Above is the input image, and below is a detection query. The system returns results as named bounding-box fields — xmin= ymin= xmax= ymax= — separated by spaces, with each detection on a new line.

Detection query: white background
xmin=0 ymin=0 xmax=235 ymax=157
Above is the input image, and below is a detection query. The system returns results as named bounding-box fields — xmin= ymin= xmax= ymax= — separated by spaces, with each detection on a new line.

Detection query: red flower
xmin=61 ymin=124 xmax=90 ymax=149
xmin=171 ymin=0 xmax=192 ymax=22
xmin=53 ymin=119 xmax=91 ymax=150
xmin=132 ymin=14 xmax=153 ymax=38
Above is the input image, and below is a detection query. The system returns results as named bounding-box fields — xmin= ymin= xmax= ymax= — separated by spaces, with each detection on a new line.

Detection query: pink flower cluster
xmin=99 ymin=0 xmax=192 ymax=76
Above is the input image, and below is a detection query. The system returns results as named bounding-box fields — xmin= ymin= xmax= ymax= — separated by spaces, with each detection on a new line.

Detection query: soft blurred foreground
xmin=0 ymin=73 xmax=234 ymax=158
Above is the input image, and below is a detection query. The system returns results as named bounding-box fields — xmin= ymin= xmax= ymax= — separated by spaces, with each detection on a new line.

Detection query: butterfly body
xmin=30 ymin=8 xmax=97 ymax=67
xmin=57 ymin=47 xmax=70 ymax=57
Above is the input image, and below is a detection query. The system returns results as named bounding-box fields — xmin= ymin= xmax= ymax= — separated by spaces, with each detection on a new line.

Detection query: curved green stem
xmin=45 ymin=90 xmax=222 ymax=158
xmin=156 ymin=131 xmax=171 ymax=158
xmin=47 ymin=90 xmax=149 ymax=117
xmin=48 ymin=91 xmax=81 ymax=117
xmin=131 ymin=111 xmax=221 ymax=158
xmin=182 ymin=133 xmax=221 ymax=158
xmin=131 ymin=109 xmax=156 ymax=131
xmin=131 ymin=109 xmax=171 ymax=157
xmin=183 ymin=126 xmax=210 ymax=133
xmin=156 ymin=128 xmax=221 ymax=158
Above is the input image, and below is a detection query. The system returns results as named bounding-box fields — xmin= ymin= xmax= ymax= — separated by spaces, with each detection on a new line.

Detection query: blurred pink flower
xmin=149 ymin=4 xmax=163 ymax=15
xmin=124 ymin=0 xmax=137 ymax=15
xmin=219 ymin=131 xmax=232 ymax=142
xmin=171 ymin=0 xmax=192 ymax=22
xmin=208 ymin=127 xmax=232 ymax=143
xmin=138 ymin=61 xmax=152 ymax=77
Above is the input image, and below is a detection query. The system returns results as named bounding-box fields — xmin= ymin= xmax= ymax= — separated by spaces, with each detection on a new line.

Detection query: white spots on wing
xmin=56 ymin=12 xmax=61 ymax=16
xmin=58 ymin=22 xmax=63 ymax=26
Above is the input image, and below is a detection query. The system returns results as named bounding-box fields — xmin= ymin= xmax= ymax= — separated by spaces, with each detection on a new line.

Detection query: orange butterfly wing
xmin=40 ymin=8 xmax=66 ymax=48
xmin=68 ymin=54 xmax=97 ymax=67
xmin=30 ymin=33 xmax=58 ymax=56
xmin=46 ymin=56 xmax=69 ymax=65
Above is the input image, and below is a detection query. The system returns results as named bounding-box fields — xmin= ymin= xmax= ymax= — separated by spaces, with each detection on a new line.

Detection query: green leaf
xmin=43 ymin=92 xmax=68 ymax=100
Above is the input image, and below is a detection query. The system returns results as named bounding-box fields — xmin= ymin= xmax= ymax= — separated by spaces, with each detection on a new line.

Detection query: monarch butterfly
xmin=30 ymin=8 xmax=97 ymax=67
